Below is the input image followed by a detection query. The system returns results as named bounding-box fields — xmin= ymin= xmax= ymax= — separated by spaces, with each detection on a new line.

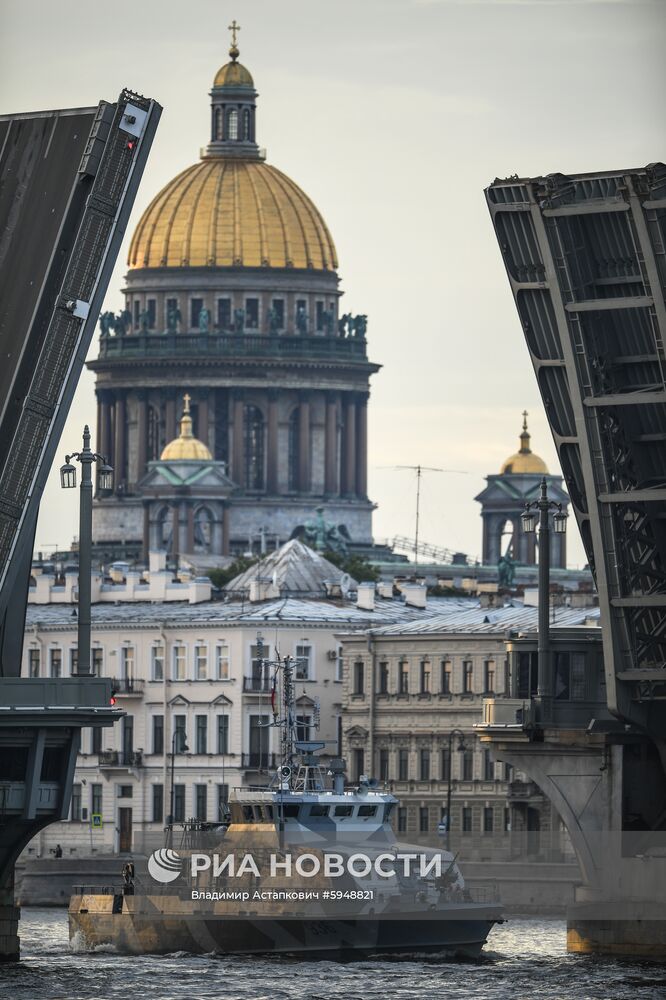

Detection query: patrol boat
xmin=69 ymin=655 xmax=502 ymax=959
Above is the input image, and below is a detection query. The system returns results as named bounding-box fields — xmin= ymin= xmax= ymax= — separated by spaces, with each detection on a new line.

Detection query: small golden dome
xmin=128 ymin=159 xmax=338 ymax=271
xmin=213 ymin=60 xmax=254 ymax=88
xmin=500 ymin=412 xmax=548 ymax=475
xmin=160 ymin=395 xmax=212 ymax=461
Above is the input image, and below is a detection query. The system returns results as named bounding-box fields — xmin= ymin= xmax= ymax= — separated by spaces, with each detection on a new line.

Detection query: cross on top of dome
xmin=228 ymin=18 xmax=240 ymax=61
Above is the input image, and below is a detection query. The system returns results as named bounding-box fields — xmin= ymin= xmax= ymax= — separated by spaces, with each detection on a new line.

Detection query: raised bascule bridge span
xmin=0 ymin=93 xmax=160 ymax=960
xmin=481 ymin=163 xmax=666 ymax=957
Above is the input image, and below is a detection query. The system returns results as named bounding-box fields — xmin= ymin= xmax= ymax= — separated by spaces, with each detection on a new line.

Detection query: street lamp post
xmin=167 ymin=727 xmax=189 ymax=847
xmin=444 ymin=729 xmax=467 ymax=853
xmin=60 ymin=425 xmax=113 ymax=675
xmin=521 ymin=476 xmax=568 ymax=716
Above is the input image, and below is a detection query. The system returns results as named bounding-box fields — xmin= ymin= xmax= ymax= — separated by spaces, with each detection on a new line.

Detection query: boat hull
xmin=69 ymin=893 xmax=501 ymax=960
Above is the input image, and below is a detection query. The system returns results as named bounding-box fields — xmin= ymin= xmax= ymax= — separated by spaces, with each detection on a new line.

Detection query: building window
xmin=397 ymin=807 xmax=407 ymax=833
xmin=335 ymin=647 xmax=343 ymax=682
xmin=121 ymin=646 xmax=135 ymax=681
xmin=122 ymin=715 xmax=134 ymax=757
xmin=195 ymin=716 xmax=208 ymax=755
xmin=352 ymin=748 xmax=365 ymax=782
xmin=287 ymin=408 xmax=300 ymax=491
xmin=91 ymin=784 xmax=102 ymax=817
xmin=173 ymin=645 xmax=187 ymax=681
xmin=378 ymin=661 xmax=389 ymax=694
xmin=463 ymin=660 xmax=474 ymax=694
xmin=214 ymin=107 xmax=223 ymax=140
xmin=152 ymin=784 xmax=163 ymax=823
xmin=69 ymin=648 xmax=78 ymax=674
xmin=242 ymin=108 xmax=251 ymax=140
xmin=195 ymin=644 xmax=208 ymax=680
xmin=28 ymin=649 xmax=40 ymax=677
xmin=462 ymin=747 xmax=474 ymax=781
xmin=146 ymin=299 xmax=156 ymax=329
xmin=217 ymin=715 xmax=229 ymax=754
xmin=398 ymin=748 xmax=409 ymax=781
xmin=226 ymin=109 xmax=238 ymax=140
xmin=249 ymin=715 xmax=270 ymax=766
xmin=271 ymin=298 xmax=284 ymax=329
xmin=217 ymin=298 xmax=231 ymax=330
xmin=91 ymin=727 xmax=102 ymax=754
xmin=173 ymin=715 xmax=187 ymax=753
xmin=441 ymin=660 xmax=452 ymax=694
xmin=420 ymin=749 xmax=430 ymax=781
xmin=315 ymin=301 xmax=325 ymax=331
xmin=195 ymin=784 xmax=207 ymax=821
xmin=518 ymin=651 xmax=538 ymax=699
xmin=420 ymin=660 xmax=431 ymax=694
xmin=173 ymin=785 xmax=185 ymax=823
xmin=295 ymin=644 xmax=312 ymax=680
xmin=483 ymin=748 xmax=495 ymax=781
xmin=571 ymin=653 xmax=587 ymax=700
xmin=419 ymin=807 xmax=429 ymax=833
xmin=484 ymin=659 xmax=496 ymax=694
xmin=245 ymin=298 xmax=259 ymax=329
xmin=440 ymin=746 xmax=451 ymax=781
xmin=296 ymin=715 xmax=311 ymax=742
xmin=250 ymin=642 xmax=270 ymax=689
xmin=118 ymin=785 xmax=133 ymax=798
xmin=92 ymin=647 xmax=103 ymax=675
xmin=483 ymin=807 xmax=494 ymax=833
xmin=504 ymin=658 xmax=511 ymax=696
xmin=151 ymin=645 xmax=164 ymax=681
xmin=216 ymin=643 xmax=230 ymax=680
xmin=462 ymin=806 xmax=472 ymax=833
xmin=217 ymin=784 xmax=230 ymax=822
xmin=243 ymin=405 xmax=265 ymax=491
xmin=71 ymin=783 xmax=82 ymax=821
xmin=295 ymin=299 xmax=307 ymax=332
xmin=133 ymin=299 xmax=140 ymax=327
xmin=153 ymin=715 xmax=164 ymax=755
xmin=504 ymin=807 xmax=512 ymax=832
xmin=190 ymin=298 xmax=203 ymax=329
xmin=379 ymin=748 xmax=389 ymax=782
xmin=353 ymin=661 xmax=364 ymax=695
xmin=50 ymin=649 xmax=62 ymax=678
xmin=399 ymin=661 xmax=409 ymax=694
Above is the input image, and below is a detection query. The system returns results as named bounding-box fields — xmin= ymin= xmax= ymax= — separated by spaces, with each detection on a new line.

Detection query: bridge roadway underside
xmin=481 ymin=726 xmax=666 ymax=958
xmin=0 ymin=678 xmax=118 ymax=961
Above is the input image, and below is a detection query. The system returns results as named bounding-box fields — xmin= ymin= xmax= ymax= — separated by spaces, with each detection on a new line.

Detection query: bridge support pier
xmin=0 ymin=871 xmax=19 ymax=963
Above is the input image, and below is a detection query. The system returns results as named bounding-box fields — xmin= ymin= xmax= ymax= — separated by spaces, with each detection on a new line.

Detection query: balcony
xmin=111 ymin=677 xmax=144 ymax=697
xmin=478 ymin=698 xmax=535 ymax=729
xmin=240 ymin=753 xmax=277 ymax=771
xmin=242 ymin=676 xmax=272 ymax=693
xmin=508 ymin=780 xmax=543 ymax=801
xmin=96 ymin=331 xmax=369 ymax=365
xmin=98 ymin=750 xmax=143 ymax=768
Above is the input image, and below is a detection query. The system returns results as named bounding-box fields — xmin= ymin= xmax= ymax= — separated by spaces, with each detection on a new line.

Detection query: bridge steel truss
xmin=486 ymin=164 xmax=666 ymax=740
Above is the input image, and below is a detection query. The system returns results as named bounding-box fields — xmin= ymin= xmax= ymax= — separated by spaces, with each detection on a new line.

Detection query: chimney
xmin=402 ymin=583 xmax=427 ymax=609
xmin=376 ymin=582 xmax=393 ymax=599
xmin=356 ymin=582 xmax=375 ymax=611
xmin=249 ymin=578 xmax=280 ymax=603
xmin=149 ymin=550 xmax=167 ymax=574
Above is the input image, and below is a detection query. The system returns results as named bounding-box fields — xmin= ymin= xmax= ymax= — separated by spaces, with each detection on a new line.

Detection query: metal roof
xmin=224 ymin=539 xmax=355 ymax=597
xmin=362 ymin=604 xmax=601 ymax=638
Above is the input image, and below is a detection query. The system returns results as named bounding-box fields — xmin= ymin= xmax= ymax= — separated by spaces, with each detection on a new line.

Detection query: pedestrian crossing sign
xmin=91 ymin=814 xmax=103 ymax=829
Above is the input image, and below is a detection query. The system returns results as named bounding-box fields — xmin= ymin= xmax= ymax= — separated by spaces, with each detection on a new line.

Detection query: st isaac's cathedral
xmin=91 ymin=29 xmax=377 ymax=562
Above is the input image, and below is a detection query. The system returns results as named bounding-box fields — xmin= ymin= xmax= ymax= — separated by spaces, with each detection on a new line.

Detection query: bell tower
xmin=206 ymin=21 xmax=260 ymax=159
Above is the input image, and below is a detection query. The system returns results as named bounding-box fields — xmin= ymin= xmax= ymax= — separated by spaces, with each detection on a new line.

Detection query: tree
xmin=207 ymin=555 xmax=259 ymax=590
xmin=321 ymin=548 xmax=380 ymax=584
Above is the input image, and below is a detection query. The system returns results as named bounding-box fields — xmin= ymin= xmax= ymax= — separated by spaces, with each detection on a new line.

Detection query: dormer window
xmin=227 ymin=109 xmax=238 ymax=140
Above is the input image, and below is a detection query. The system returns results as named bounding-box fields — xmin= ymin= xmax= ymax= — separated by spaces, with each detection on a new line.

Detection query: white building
xmin=23 ymin=541 xmax=467 ymax=857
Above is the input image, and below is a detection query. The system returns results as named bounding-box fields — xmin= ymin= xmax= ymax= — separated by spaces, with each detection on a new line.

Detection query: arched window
xmin=226 ymin=109 xmax=238 ymax=141
xmin=157 ymin=506 xmax=174 ymax=551
xmin=194 ymin=507 xmax=213 ymax=552
xmin=288 ymin=408 xmax=300 ymax=491
xmin=147 ymin=405 xmax=160 ymax=462
xmin=214 ymin=107 xmax=223 ymax=140
xmin=242 ymin=108 xmax=251 ymax=141
xmin=243 ymin=405 xmax=265 ymax=490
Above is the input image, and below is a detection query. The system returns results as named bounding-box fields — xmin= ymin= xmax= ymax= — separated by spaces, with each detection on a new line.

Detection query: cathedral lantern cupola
xmin=206 ymin=20 xmax=260 ymax=159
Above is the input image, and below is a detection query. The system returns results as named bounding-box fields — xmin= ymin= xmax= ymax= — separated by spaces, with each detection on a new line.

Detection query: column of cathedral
xmin=356 ymin=392 xmax=368 ymax=499
xmin=267 ymin=391 xmax=279 ymax=492
xmin=298 ymin=392 xmax=311 ymax=493
xmin=324 ymin=391 xmax=339 ymax=495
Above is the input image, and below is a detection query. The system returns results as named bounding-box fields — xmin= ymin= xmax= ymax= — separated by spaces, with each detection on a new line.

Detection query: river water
xmin=1 ymin=909 xmax=665 ymax=1000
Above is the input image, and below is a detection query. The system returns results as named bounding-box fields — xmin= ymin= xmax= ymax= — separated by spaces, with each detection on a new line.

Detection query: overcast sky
xmin=2 ymin=0 xmax=664 ymax=567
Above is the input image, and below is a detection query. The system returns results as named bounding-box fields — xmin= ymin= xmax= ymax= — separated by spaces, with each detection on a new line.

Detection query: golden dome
xmin=213 ymin=60 xmax=254 ymax=88
xmin=128 ymin=159 xmax=338 ymax=271
xmin=500 ymin=412 xmax=548 ymax=475
xmin=160 ymin=395 xmax=212 ymax=461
